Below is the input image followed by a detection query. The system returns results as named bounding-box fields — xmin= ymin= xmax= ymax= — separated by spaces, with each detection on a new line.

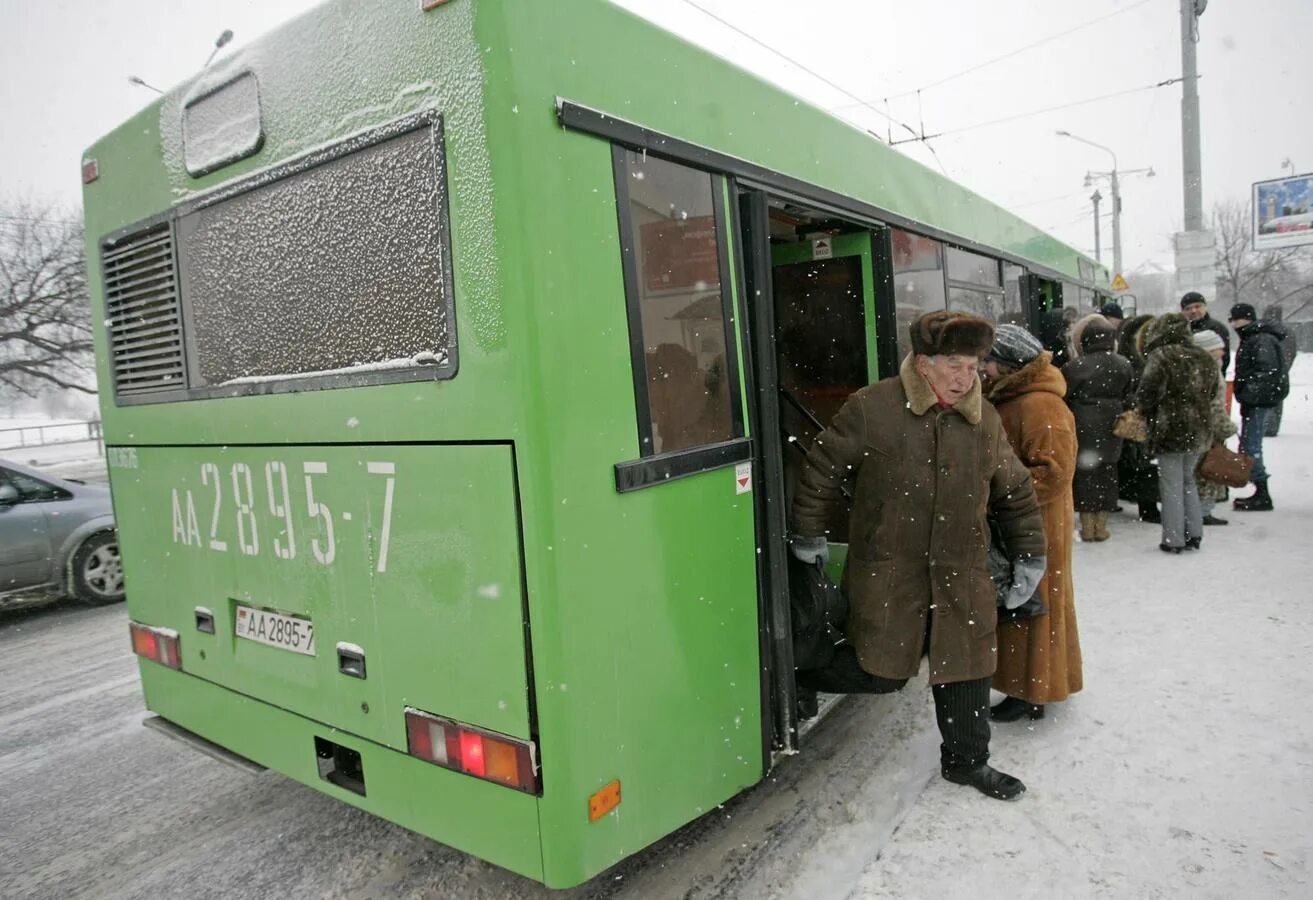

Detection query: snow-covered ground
xmin=838 ymin=354 xmax=1313 ymax=898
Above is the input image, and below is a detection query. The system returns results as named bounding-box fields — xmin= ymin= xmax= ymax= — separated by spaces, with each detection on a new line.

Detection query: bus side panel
xmin=475 ymin=15 xmax=765 ymax=884
xmin=137 ymin=662 xmax=544 ymax=883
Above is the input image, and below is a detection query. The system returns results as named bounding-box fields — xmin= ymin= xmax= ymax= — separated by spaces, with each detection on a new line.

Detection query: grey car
xmin=0 ymin=459 xmax=124 ymax=605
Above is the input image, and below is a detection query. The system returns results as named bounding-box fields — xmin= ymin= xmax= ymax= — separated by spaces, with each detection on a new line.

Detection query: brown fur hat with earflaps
xmin=908 ymin=310 xmax=995 ymax=358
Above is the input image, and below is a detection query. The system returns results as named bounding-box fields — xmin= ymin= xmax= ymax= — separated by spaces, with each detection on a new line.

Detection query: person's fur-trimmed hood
xmin=1070 ymin=313 xmax=1116 ymax=357
xmin=1139 ymin=312 xmax=1194 ymax=356
xmin=899 ymin=353 xmax=982 ymax=424
xmin=985 ymin=352 xmax=1066 ymax=405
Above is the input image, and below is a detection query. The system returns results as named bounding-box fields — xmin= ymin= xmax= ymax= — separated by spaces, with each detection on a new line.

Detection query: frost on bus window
xmin=179 ymin=125 xmax=452 ymax=386
xmin=184 ymin=72 xmax=263 ymax=177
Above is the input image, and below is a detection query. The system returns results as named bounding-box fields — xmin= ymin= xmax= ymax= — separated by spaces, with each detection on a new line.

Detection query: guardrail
xmin=0 ymin=420 xmax=104 ymax=455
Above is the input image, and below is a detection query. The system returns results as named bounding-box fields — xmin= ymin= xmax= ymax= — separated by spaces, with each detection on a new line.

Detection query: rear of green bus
xmin=85 ymin=0 xmax=766 ymax=888
xmin=82 ymin=0 xmax=560 ymax=883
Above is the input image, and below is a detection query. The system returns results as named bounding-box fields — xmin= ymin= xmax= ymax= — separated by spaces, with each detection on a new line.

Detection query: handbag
xmin=1113 ymin=408 xmax=1149 ymax=442
xmin=787 ymin=555 xmax=848 ymax=671
xmin=1197 ymin=443 xmax=1254 ymax=488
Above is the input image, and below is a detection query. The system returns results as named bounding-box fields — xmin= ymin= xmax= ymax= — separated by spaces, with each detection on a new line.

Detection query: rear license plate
xmin=235 ymin=606 xmax=315 ymax=656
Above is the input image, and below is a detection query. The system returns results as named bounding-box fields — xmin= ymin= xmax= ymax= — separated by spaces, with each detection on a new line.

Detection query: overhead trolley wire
xmin=677 ymin=0 xmax=953 ymax=173
xmin=832 ymin=0 xmax=1156 ymax=112
xmin=890 ymin=77 xmax=1185 ymax=145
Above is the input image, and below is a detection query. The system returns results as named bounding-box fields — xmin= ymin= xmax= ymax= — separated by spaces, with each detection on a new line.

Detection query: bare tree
xmin=1212 ymin=198 xmax=1313 ymax=317
xmin=0 ymin=200 xmax=95 ymax=397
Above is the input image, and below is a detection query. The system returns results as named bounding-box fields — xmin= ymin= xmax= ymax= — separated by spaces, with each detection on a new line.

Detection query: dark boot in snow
xmin=1202 ymin=514 xmax=1229 ymax=526
xmin=797 ymin=685 xmax=819 ymax=721
xmin=1234 ymin=482 xmax=1273 ymax=512
xmin=942 ymin=763 xmax=1026 ymax=800
xmin=990 ymin=697 xmax=1044 ymax=722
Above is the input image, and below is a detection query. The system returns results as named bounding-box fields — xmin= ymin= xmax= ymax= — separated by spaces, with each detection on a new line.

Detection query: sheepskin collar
xmin=899 ymin=354 xmax=983 ymax=425
xmin=985 ymin=351 xmax=1065 ymax=404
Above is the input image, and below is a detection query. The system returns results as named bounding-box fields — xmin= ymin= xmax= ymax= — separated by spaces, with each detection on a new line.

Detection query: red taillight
xmin=129 ymin=622 xmax=181 ymax=669
xmin=404 ymin=707 xmax=538 ymax=794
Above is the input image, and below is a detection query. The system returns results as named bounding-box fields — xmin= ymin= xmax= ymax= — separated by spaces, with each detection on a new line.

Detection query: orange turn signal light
xmin=588 ymin=779 xmax=621 ymax=822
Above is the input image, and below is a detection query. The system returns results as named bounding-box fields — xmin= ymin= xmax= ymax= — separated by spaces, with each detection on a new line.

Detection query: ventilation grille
xmin=103 ymin=225 xmax=185 ymax=395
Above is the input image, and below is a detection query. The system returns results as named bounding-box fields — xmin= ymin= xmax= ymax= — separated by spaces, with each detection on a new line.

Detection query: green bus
xmin=84 ymin=0 xmax=1108 ymax=888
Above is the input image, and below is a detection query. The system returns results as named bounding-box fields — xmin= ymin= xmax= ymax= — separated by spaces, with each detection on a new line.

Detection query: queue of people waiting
xmin=785 ymin=296 xmax=1294 ymax=803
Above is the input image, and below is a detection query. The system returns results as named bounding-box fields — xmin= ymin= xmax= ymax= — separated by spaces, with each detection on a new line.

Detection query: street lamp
xmin=204 ymin=29 xmax=234 ymax=68
xmin=1056 ymin=130 xmax=1154 ymax=281
xmin=128 ymin=75 xmax=162 ymax=94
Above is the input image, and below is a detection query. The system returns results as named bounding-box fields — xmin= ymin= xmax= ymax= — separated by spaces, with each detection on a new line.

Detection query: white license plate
xmin=235 ymin=605 xmax=316 ymax=656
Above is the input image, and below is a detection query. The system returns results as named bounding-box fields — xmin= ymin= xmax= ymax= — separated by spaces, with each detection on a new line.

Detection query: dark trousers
xmin=1240 ymin=406 xmax=1272 ymax=484
xmin=798 ymin=645 xmax=991 ymax=770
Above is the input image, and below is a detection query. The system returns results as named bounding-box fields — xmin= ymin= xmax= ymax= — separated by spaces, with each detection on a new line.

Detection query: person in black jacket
xmin=1228 ymin=302 xmax=1290 ymax=511
xmin=1261 ymin=306 xmax=1299 ymax=436
xmin=1181 ymin=292 xmax=1232 ymax=377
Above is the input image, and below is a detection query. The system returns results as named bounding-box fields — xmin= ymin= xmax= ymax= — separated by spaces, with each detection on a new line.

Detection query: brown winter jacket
xmin=790 ymin=355 xmax=1044 ymax=685
xmin=1136 ymin=314 xmax=1220 ymax=455
xmin=984 ymin=353 xmax=1083 ymax=705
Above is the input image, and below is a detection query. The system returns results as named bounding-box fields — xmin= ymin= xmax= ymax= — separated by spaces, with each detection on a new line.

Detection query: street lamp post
xmin=1058 ymin=130 xmax=1154 ymax=281
xmin=1090 ymin=189 xmax=1103 ymax=265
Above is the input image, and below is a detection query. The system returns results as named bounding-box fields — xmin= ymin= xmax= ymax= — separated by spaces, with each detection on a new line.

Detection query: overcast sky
xmin=3 ymin=0 xmax=1308 ymax=279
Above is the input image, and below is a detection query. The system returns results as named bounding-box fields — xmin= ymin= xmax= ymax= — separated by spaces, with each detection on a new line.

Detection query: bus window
xmin=614 ymin=150 xmax=739 ymax=456
xmin=889 ymin=228 xmax=946 ymax=361
xmin=1002 ymin=263 xmax=1027 ymax=326
xmin=945 ymin=246 xmax=1005 ymax=323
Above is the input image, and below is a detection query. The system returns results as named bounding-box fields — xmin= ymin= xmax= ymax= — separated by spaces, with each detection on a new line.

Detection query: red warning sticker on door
xmin=735 ymin=461 xmax=752 ymax=494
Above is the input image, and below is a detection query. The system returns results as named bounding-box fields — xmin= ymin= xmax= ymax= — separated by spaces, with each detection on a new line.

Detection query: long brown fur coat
xmin=985 ymin=353 xmax=1083 ymax=704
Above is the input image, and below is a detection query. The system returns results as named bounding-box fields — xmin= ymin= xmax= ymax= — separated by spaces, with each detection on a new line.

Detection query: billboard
xmin=1253 ymin=173 xmax=1313 ymax=250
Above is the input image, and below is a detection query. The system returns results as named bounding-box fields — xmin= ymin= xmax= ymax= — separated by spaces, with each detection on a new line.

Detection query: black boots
xmin=1234 ymin=482 xmax=1273 ymax=512
xmin=991 ymin=697 xmax=1045 ymax=721
xmin=1202 ymin=514 xmax=1229 ymax=526
xmin=942 ymin=763 xmax=1026 ymax=800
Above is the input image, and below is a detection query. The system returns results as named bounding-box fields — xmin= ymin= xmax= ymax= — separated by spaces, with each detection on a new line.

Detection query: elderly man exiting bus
xmin=789 ymin=311 xmax=1045 ymax=800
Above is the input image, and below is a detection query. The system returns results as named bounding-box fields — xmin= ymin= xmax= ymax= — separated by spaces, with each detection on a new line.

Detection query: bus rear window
xmin=175 ymin=114 xmax=456 ymax=392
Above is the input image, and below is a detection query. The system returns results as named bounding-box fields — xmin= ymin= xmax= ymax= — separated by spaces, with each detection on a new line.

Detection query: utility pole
xmin=1174 ymin=0 xmax=1214 ymax=302
xmin=1180 ymin=0 xmax=1204 ymax=231
xmin=1110 ymin=172 xmax=1122 ymax=279
xmin=1090 ymin=190 xmax=1103 ymax=265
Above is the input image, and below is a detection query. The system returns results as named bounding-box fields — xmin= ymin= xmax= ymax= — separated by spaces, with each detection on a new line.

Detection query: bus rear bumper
xmin=138 ymin=661 xmax=545 ymax=883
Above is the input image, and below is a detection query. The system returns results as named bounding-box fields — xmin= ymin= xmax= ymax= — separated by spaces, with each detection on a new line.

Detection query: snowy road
xmin=3 ymin=359 xmax=1312 ymax=897
xmin=0 ymin=598 xmax=938 ymax=899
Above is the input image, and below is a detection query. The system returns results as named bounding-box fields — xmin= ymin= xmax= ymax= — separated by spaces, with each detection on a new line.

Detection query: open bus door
xmin=735 ymin=190 xmax=890 ymax=758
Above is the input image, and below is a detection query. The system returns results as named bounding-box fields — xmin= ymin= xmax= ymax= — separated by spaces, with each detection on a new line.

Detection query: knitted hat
xmin=1228 ymin=302 xmax=1257 ymax=322
xmin=1099 ymin=302 xmax=1124 ymax=320
xmin=908 ymin=310 xmax=995 ymax=358
xmin=1180 ymin=291 xmax=1206 ymax=309
xmin=989 ymin=323 xmax=1044 ymax=368
xmin=1192 ymin=330 xmax=1224 ymax=352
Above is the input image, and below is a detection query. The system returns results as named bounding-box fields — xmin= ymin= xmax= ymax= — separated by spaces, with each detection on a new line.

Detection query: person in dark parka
xmin=1261 ymin=305 xmax=1299 ymax=437
xmin=1115 ymin=314 xmax=1160 ymax=522
xmin=1229 ymin=302 xmax=1290 ymax=510
xmin=1063 ymin=314 xmax=1133 ymax=541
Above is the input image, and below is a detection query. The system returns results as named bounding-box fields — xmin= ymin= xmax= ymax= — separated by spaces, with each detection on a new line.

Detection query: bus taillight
xmin=129 ymin=622 xmax=181 ymax=669
xmin=404 ymin=707 xmax=538 ymax=794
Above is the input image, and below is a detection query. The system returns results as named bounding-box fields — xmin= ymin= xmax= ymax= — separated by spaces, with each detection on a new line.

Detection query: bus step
xmin=143 ymin=715 xmax=265 ymax=774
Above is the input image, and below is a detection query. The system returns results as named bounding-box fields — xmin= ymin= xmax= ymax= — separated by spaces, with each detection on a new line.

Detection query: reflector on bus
xmin=129 ymin=622 xmax=181 ymax=669
xmin=404 ymin=707 xmax=538 ymax=794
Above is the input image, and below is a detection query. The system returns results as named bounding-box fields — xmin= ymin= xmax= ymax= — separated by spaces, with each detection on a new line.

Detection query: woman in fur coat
xmin=1062 ymin=314 xmax=1133 ymax=541
xmin=982 ymin=325 xmax=1082 ymax=721
xmin=1135 ymin=313 xmax=1220 ymax=553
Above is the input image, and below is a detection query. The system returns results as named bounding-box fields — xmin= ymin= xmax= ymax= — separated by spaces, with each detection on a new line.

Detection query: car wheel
xmin=72 ymin=531 xmax=126 ymax=605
